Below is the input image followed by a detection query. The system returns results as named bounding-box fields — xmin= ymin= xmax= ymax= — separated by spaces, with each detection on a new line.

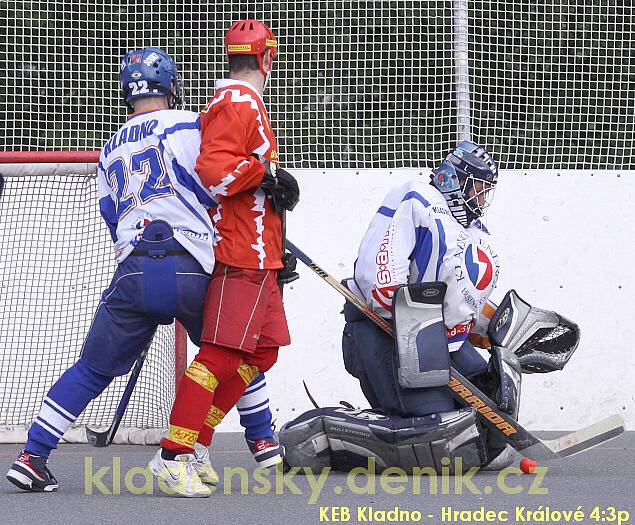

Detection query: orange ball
xmin=520 ymin=457 xmax=537 ymax=474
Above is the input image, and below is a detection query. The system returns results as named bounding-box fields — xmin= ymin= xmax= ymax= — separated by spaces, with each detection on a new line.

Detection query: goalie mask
xmin=120 ymin=47 xmax=183 ymax=110
xmin=431 ymin=141 xmax=498 ymax=226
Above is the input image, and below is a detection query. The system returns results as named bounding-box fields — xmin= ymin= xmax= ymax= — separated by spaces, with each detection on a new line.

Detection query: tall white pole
xmin=454 ymin=0 xmax=471 ymax=143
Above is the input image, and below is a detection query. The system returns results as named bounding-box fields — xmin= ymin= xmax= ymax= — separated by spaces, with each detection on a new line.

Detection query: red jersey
xmin=196 ymin=79 xmax=282 ymax=269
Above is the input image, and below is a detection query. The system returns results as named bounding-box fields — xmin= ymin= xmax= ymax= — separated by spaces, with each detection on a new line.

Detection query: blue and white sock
xmin=26 ymin=360 xmax=113 ymax=457
xmin=236 ymin=373 xmax=274 ymax=441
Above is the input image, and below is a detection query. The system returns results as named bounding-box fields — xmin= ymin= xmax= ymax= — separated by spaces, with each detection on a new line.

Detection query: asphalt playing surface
xmin=1 ymin=432 xmax=633 ymax=525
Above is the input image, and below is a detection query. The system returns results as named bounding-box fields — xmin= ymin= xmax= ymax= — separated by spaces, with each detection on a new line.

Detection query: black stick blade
xmin=86 ymin=426 xmax=114 ymax=447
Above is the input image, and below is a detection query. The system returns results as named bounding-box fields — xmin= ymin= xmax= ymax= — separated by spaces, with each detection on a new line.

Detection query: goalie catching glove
xmin=487 ymin=289 xmax=581 ymax=374
xmin=259 ymin=159 xmax=300 ymax=212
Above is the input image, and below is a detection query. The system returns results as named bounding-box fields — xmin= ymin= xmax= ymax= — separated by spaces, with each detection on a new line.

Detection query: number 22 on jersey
xmin=106 ymin=146 xmax=174 ymax=218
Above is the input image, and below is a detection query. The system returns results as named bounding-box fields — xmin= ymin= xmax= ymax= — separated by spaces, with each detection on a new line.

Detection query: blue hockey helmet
xmin=119 ymin=47 xmax=183 ymax=110
xmin=431 ymin=140 xmax=498 ymax=226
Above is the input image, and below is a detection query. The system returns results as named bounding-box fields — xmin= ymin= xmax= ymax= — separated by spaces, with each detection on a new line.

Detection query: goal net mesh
xmin=0 ymin=173 xmax=176 ymax=440
xmin=469 ymin=1 xmax=634 ymax=169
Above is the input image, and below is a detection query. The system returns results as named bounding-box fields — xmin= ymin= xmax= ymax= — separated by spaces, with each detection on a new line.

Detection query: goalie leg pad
xmin=280 ymin=406 xmax=487 ymax=474
xmin=393 ymin=282 xmax=450 ymax=388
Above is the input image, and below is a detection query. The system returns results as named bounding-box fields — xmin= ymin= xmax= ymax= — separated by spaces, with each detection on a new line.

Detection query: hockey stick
xmin=286 ymin=240 xmax=625 ymax=460
xmin=303 ymin=380 xmax=321 ymax=409
xmin=279 ymin=209 xmax=287 ymax=296
xmin=86 ymin=333 xmax=155 ymax=447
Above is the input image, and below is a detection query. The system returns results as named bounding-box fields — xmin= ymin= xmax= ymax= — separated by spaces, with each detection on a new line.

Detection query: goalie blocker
xmin=393 ymin=282 xmax=450 ymax=388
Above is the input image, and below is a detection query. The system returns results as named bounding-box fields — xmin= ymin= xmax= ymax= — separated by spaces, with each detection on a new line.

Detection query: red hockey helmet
xmin=225 ymin=19 xmax=278 ymax=76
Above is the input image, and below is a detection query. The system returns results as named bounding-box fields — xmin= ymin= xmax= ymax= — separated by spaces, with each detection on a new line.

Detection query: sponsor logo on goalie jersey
xmin=353 ymin=180 xmax=501 ymax=344
xmin=465 ymin=244 xmax=494 ymax=291
xmin=446 ymin=320 xmax=474 ymax=340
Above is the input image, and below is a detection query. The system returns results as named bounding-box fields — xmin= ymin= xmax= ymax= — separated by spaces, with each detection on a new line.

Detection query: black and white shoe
xmin=246 ymin=437 xmax=285 ymax=469
xmin=7 ymin=450 xmax=59 ymax=492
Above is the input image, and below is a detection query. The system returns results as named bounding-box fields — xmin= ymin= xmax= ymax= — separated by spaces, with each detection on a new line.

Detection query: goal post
xmin=0 ymin=152 xmax=188 ymax=444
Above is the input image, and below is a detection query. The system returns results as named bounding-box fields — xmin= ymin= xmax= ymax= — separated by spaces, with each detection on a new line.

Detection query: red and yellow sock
xmin=198 ymin=361 xmax=261 ymax=446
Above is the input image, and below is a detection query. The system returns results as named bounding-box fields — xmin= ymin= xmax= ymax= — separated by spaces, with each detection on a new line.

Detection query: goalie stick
xmin=86 ymin=332 xmax=155 ymax=447
xmin=286 ymin=239 xmax=625 ymax=460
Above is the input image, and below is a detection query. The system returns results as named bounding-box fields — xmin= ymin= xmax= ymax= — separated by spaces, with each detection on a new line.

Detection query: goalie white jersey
xmin=97 ymin=109 xmax=216 ymax=273
xmin=350 ymin=178 xmax=500 ymax=351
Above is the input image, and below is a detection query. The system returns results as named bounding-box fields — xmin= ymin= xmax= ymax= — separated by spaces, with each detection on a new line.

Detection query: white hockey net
xmin=0 ymin=165 xmax=178 ymax=443
xmin=469 ymin=1 xmax=635 ymax=169
xmin=2 ymin=1 xmax=456 ymax=166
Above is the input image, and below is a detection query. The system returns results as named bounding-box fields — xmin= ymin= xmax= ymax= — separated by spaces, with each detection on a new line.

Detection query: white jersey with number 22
xmin=96 ymin=109 xmax=216 ymax=273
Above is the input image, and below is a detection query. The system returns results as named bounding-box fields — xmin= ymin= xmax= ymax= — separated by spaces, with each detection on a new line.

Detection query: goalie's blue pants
xmin=342 ymin=302 xmax=487 ymax=417
xmin=25 ymin=221 xmax=274 ymax=457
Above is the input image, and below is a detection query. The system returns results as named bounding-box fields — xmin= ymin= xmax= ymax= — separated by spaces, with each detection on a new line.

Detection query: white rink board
xmin=190 ymin=169 xmax=634 ymax=432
